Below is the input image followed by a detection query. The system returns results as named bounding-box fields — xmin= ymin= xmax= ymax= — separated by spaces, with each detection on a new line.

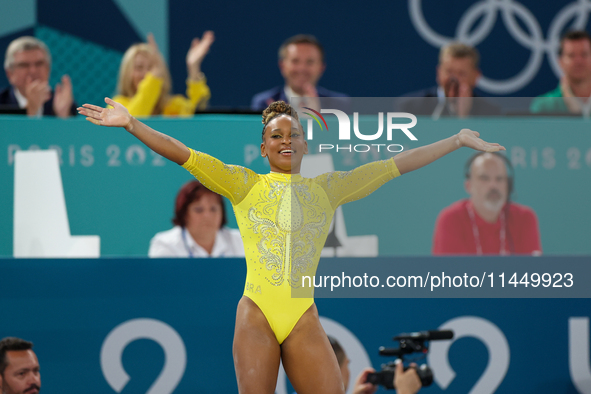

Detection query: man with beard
xmin=432 ymin=152 xmax=541 ymax=255
xmin=0 ymin=338 xmax=41 ymax=394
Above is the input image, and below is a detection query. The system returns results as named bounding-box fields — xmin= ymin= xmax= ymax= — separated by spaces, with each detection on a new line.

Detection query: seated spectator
xmin=433 ymin=152 xmax=542 ymax=255
xmin=0 ymin=337 xmax=41 ymax=394
xmin=114 ymin=32 xmax=213 ymax=117
xmin=251 ymin=34 xmax=348 ymax=111
xmin=149 ymin=180 xmax=244 ymax=257
xmin=399 ymin=42 xmax=500 ymax=117
xmin=1 ymin=36 xmax=76 ymax=117
xmin=530 ymin=30 xmax=591 ymax=115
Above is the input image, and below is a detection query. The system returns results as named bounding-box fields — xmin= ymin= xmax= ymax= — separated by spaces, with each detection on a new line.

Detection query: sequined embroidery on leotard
xmin=183 ymin=149 xmax=400 ymax=343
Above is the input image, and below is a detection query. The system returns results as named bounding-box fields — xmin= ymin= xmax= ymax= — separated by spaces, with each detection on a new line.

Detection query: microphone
xmin=393 ymin=330 xmax=454 ymax=341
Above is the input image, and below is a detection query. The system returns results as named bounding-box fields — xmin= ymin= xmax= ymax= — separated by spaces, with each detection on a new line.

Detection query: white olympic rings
xmin=409 ymin=0 xmax=591 ymax=94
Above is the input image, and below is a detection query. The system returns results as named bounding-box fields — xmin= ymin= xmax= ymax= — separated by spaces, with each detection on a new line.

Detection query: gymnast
xmin=78 ymin=98 xmax=504 ymax=394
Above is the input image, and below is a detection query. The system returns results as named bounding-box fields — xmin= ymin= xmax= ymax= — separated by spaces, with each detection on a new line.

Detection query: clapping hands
xmin=23 ymin=76 xmax=50 ymax=116
xmin=53 ymin=75 xmax=73 ymax=118
xmin=186 ymin=31 xmax=215 ymax=80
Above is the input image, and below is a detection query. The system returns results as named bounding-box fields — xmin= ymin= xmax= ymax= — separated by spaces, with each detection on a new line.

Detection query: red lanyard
xmin=466 ymin=203 xmax=507 ymax=255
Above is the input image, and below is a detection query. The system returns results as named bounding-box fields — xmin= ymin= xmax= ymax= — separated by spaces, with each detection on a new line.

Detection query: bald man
xmin=432 ymin=152 xmax=541 ymax=255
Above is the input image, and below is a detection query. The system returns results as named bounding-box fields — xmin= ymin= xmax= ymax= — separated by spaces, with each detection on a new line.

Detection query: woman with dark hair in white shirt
xmin=148 ymin=180 xmax=244 ymax=257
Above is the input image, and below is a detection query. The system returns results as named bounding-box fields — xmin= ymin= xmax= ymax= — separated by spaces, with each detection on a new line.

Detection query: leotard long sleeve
xmin=183 ymin=149 xmax=400 ymax=343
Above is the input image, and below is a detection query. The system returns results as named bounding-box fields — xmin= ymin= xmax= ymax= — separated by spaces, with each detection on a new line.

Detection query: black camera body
xmin=365 ymin=329 xmax=453 ymax=390
xmin=366 ymin=363 xmax=433 ymax=390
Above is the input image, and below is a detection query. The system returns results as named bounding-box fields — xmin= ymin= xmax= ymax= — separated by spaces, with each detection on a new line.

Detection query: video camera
xmin=365 ymin=329 xmax=454 ymax=390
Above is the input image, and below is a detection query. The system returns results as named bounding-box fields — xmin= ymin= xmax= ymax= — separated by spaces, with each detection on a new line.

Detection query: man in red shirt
xmin=433 ymin=152 xmax=541 ymax=255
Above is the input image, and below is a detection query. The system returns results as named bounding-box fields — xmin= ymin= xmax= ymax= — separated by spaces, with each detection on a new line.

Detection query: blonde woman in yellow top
xmin=78 ymin=99 xmax=504 ymax=394
xmin=114 ymin=32 xmax=213 ymax=116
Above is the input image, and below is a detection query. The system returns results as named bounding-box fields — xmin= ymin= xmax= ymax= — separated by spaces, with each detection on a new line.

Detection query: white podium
xmin=13 ymin=150 xmax=100 ymax=257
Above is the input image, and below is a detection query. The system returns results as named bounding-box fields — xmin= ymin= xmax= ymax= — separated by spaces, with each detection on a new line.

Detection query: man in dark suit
xmin=399 ymin=42 xmax=500 ymax=118
xmin=251 ymin=34 xmax=348 ymax=111
xmin=1 ymin=36 xmax=76 ymax=117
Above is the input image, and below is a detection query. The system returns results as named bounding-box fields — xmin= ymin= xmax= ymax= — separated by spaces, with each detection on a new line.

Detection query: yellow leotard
xmin=183 ymin=149 xmax=400 ymax=343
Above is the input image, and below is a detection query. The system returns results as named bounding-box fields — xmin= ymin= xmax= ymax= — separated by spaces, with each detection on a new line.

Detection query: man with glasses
xmin=432 ymin=152 xmax=541 ymax=255
xmin=1 ymin=36 xmax=76 ymax=117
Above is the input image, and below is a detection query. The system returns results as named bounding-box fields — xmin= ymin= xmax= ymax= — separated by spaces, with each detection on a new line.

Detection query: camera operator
xmin=329 ymin=336 xmax=422 ymax=394
xmin=352 ymin=360 xmax=421 ymax=394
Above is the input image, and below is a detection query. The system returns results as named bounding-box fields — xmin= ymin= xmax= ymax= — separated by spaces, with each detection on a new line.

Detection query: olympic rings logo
xmin=409 ymin=0 xmax=591 ymax=94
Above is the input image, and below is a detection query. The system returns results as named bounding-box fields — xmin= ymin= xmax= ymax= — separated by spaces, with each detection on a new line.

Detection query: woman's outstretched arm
xmin=393 ymin=129 xmax=505 ymax=175
xmin=78 ymin=97 xmax=190 ymax=165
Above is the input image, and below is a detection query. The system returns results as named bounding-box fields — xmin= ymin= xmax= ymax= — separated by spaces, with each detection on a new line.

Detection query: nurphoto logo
xmin=303 ymin=108 xmax=418 ymax=153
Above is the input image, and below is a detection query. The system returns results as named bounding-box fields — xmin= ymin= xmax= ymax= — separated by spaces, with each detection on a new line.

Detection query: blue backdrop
xmin=0 ymin=257 xmax=589 ymax=393
xmin=1 ymin=0 xmax=590 ymax=107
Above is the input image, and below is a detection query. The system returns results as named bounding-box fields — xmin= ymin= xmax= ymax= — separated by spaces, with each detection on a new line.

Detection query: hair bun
xmin=262 ymin=101 xmax=299 ymax=125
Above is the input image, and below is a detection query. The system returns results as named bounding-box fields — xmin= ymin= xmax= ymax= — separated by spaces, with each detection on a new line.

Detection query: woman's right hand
xmin=186 ymin=31 xmax=215 ymax=76
xmin=78 ymin=98 xmax=133 ymax=130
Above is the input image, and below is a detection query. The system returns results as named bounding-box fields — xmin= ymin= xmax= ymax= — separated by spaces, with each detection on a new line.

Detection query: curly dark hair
xmin=261 ymin=101 xmax=301 ymax=140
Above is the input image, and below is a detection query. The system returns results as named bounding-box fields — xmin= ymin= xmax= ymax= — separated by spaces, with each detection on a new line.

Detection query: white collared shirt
xmin=148 ymin=226 xmax=245 ymax=258
xmin=285 ymin=85 xmax=321 ymax=113
xmin=284 ymin=85 xmax=300 ymax=100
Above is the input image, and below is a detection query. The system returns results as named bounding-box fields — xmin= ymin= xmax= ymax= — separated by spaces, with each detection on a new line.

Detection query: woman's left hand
xmin=186 ymin=31 xmax=215 ymax=78
xmin=457 ymin=129 xmax=505 ymax=152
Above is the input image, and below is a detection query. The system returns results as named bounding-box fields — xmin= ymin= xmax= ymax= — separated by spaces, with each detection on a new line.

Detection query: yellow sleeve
xmin=118 ymin=73 xmax=162 ymax=117
xmin=187 ymin=78 xmax=210 ymax=111
xmin=181 ymin=148 xmax=260 ymax=205
xmin=314 ymin=158 xmax=401 ymax=209
xmin=162 ymin=79 xmax=211 ymax=116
